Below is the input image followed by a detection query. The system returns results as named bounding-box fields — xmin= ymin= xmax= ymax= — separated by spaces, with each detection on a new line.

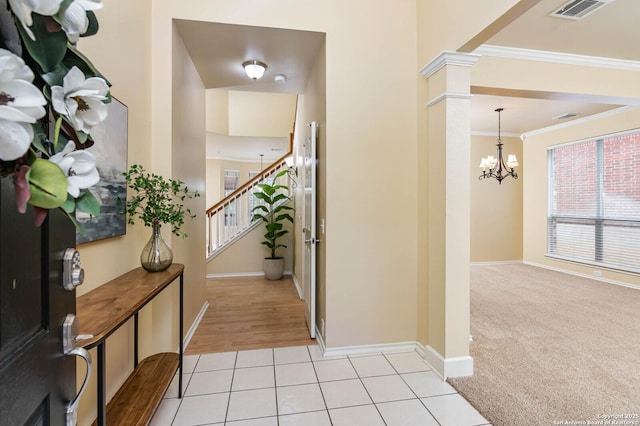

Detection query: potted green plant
xmin=251 ymin=169 xmax=294 ymax=280
xmin=124 ymin=164 xmax=200 ymax=272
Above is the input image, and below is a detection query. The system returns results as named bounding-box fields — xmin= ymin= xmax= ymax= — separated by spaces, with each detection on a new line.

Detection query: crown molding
xmin=475 ymin=44 xmax=640 ymax=72
xmin=522 ymin=105 xmax=639 ymax=140
xmin=426 ymin=92 xmax=473 ymax=107
xmin=419 ymin=51 xmax=481 ymax=78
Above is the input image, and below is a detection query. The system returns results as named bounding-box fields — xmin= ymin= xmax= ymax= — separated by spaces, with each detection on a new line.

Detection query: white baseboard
xmin=322 ymin=341 xmax=420 ymax=358
xmin=206 ymin=271 xmax=293 ymax=279
xmin=523 ymin=261 xmax=640 ymax=291
xmin=471 ymin=260 xmax=523 ymax=266
xmin=207 ymin=272 xmax=263 ymax=279
xmin=183 ymin=301 xmax=209 ymax=351
xmin=421 ymin=344 xmax=474 ymax=380
xmin=315 ymin=326 xmax=325 ymax=351
xmin=292 ymin=273 xmax=303 ymax=299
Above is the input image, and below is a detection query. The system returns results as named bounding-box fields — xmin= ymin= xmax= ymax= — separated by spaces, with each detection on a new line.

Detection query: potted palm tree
xmin=124 ymin=164 xmax=200 ymax=272
xmin=251 ymin=169 xmax=294 ymax=280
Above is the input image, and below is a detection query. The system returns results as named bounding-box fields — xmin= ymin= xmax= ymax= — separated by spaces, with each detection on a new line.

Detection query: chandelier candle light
xmin=479 ymin=108 xmax=519 ymax=184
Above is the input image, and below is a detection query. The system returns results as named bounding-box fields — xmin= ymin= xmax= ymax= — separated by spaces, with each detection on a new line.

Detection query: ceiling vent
xmin=550 ymin=0 xmax=613 ymax=20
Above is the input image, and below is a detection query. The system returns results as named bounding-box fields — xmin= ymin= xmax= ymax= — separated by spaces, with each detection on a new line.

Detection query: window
xmin=248 ymin=171 xmax=259 ymax=221
xmin=224 ymin=170 xmax=240 ymax=227
xmin=547 ymin=129 xmax=640 ymax=272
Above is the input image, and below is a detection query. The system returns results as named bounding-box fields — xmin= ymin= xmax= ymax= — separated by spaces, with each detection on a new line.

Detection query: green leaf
xmin=275 ymin=214 xmax=294 ymax=223
xmin=75 ymin=190 xmax=101 ymax=216
xmin=272 ymin=194 xmax=288 ymax=204
xmin=30 ymin=124 xmax=48 ymax=154
xmin=274 ymin=169 xmax=288 ymax=178
xmin=64 ymin=45 xmax=111 ymax=85
xmin=42 ymin=64 xmax=70 ymax=86
xmin=253 ymin=192 xmax=272 ymax=203
xmin=27 ymin=159 xmax=68 ymax=209
xmin=62 ymin=195 xmax=75 ymax=213
xmin=251 ymin=205 xmax=268 ymax=213
xmin=16 ymin=14 xmax=68 ymax=73
xmin=82 ymin=11 xmax=99 ymax=37
xmin=251 ymin=214 xmax=268 ymax=223
xmin=273 ymin=230 xmax=288 ymax=240
xmin=272 ymin=205 xmax=293 ymax=214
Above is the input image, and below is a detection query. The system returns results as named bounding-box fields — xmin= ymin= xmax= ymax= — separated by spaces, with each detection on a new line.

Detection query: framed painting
xmin=76 ymin=97 xmax=128 ymax=244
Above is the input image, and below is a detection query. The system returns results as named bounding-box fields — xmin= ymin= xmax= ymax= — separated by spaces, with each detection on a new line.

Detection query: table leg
xmin=97 ymin=342 xmax=106 ymax=426
xmin=179 ymin=272 xmax=184 ymax=398
xmin=134 ymin=313 xmax=139 ymax=368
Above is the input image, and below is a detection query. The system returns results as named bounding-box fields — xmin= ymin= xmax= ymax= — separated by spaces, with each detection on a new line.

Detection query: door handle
xmin=63 ymin=249 xmax=85 ymax=291
xmin=305 ymin=237 xmax=321 ymax=245
xmin=63 ymin=314 xmax=92 ymax=426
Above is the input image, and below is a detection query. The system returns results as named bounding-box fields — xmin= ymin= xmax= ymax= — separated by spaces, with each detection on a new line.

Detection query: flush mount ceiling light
xmin=243 ymin=60 xmax=267 ymax=80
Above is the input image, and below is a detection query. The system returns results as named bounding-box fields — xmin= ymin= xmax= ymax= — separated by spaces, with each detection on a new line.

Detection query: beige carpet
xmin=448 ymin=263 xmax=640 ymax=426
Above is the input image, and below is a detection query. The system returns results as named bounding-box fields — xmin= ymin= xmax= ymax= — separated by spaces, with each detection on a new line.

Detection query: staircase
xmin=206 ymin=154 xmax=293 ymax=259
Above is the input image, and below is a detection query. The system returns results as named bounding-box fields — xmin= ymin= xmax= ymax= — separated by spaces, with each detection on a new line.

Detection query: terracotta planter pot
xmin=263 ymin=257 xmax=285 ymax=280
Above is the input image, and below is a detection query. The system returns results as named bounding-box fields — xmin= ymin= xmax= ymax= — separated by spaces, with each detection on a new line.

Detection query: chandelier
xmin=479 ymin=108 xmax=519 ymax=184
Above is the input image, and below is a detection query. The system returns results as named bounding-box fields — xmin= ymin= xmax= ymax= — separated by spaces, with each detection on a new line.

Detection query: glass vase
xmin=140 ymin=223 xmax=173 ymax=272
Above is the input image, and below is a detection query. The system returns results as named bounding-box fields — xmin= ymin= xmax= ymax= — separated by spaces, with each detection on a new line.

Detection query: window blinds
xmin=547 ymin=130 xmax=640 ymax=272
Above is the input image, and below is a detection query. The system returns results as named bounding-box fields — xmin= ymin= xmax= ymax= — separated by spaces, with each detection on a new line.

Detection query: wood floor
xmin=185 ymin=275 xmax=315 ymax=354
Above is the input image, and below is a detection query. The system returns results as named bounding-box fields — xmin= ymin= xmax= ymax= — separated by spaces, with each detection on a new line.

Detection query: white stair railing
xmin=206 ymin=158 xmax=291 ymax=259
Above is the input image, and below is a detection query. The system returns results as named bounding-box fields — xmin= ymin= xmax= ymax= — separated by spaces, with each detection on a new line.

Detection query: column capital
xmin=419 ymin=51 xmax=480 ymax=78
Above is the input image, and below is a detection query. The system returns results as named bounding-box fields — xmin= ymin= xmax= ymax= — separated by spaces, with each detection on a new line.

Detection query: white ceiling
xmin=487 ymin=0 xmax=640 ymax=61
xmin=471 ymin=0 xmax=640 ymax=134
xmin=176 ymin=0 xmax=640 ymax=144
xmin=175 ymin=20 xmax=325 ymax=94
xmin=206 ymin=133 xmax=289 ymax=162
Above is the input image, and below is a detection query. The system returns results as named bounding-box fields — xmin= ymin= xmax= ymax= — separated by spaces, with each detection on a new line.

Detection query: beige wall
xmin=228 ymin=91 xmax=298 ymax=137
xmin=523 ymin=107 xmax=640 ymax=286
xmin=67 ymin=3 xmax=566 ymax=420
xmin=74 ymin=0 xmax=154 ymax=424
xmin=170 ymin=23 xmax=208 ymax=350
xmin=471 ymin=135 xmax=523 ymax=262
xmin=206 ymin=89 xmax=229 ymax=134
xmin=207 ymin=89 xmax=297 ymax=137
xmin=206 ymin=158 xmax=222 ymax=207
xmin=206 ymin=214 xmax=295 ymax=276
xmin=417 ymin=0 xmax=521 ymax=64
xmin=291 ymin=40 xmax=327 ymax=337
xmin=152 ymin=0 xmax=420 ymax=350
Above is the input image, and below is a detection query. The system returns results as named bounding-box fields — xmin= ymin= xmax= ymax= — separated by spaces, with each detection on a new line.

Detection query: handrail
xmin=205 ymin=158 xmax=292 ymax=258
xmin=206 ymin=153 xmax=290 ymax=216
xmin=206 ymin=95 xmax=298 ymax=258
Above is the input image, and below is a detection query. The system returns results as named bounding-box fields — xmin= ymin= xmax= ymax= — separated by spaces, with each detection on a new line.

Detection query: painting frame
xmin=76 ymin=97 xmax=128 ymax=244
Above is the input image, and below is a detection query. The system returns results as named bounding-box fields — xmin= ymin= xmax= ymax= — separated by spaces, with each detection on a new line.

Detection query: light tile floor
xmin=150 ymin=345 xmax=491 ymax=426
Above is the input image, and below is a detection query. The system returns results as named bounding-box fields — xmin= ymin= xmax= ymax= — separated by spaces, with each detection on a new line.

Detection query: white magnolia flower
xmin=59 ymin=0 xmax=103 ymax=43
xmin=8 ymin=0 xmax=64 ymax=41
xmin=0 ymin=48 xmax=47 ymax=161
xmin=51 ymin=66 xmax=109 ymax=135
xmin=49 ymin=141 xmax=99 ymax=197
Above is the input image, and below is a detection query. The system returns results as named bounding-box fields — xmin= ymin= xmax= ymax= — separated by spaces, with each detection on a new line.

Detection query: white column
xmin=420 ymin=51 xmax=478 ymax=378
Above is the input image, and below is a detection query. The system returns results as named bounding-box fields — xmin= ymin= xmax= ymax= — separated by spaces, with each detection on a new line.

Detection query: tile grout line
xmin=271 ymin=348 xmax=280 ymax=426
xmin=346 ymin=353 xmax=389 ymax=426
xmin=222 ymin=351 xmax=239 ymax=424
xmin=307 ymin=345 xmax=333 ymax=426
xmin=382 ymin=351 xmax=445 ymax=426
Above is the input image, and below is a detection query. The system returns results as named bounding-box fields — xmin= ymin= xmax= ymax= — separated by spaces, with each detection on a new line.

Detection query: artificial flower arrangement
xmin=0 ymin=0 xmax=109 ymax=230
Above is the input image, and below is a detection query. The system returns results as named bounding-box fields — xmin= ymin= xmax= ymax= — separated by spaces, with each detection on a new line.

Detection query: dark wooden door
xmin=0 ymin=176 xmax=77 ymax=425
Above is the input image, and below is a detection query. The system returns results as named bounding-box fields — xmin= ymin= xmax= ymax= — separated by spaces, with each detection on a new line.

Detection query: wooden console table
xmin=76 ymin=264 xmax=184 ymax=426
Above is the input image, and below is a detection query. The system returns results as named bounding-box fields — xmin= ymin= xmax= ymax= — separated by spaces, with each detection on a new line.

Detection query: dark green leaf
xmin=16 ymin=14 xmax=68 ymax=73
xmin=82 ymin=11 xmax=99 ymax=37
xmin=64 ymin=45 xmax=111 ymax=85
